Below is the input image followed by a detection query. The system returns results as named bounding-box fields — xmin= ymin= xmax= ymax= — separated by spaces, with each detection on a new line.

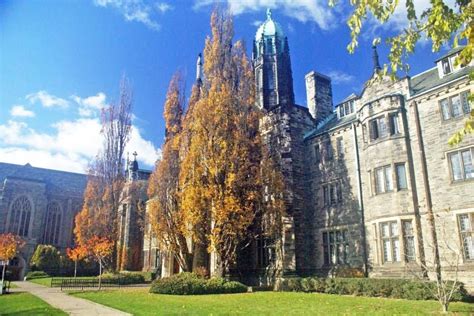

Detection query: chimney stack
xmin=305 ymin=71 xmax=333 ymax=122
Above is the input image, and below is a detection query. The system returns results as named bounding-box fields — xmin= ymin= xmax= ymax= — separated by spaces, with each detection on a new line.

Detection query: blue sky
xmin=0 ymin=0 xmax=458 ymax=173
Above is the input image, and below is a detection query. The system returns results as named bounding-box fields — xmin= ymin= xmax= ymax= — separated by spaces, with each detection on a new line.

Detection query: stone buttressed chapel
xmin=1 ymin=10 xmax=473 ymax=289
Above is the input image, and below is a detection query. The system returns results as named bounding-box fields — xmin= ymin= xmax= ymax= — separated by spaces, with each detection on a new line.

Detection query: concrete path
xmin=12 ymin=281 xmax=131 ymax=316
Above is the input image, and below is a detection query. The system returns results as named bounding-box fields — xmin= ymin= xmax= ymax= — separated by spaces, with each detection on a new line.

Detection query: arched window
xmin=44 ymin=202 xmax=62 ymax=245
xmin=9 ymin=196 xmax=32 ymax=237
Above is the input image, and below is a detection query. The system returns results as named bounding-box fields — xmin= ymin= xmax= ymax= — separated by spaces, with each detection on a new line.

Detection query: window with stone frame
xmin=374 ymin=165 xmax=393 ymax=194
xmin=396 ymin=163 xmax=408 ymax=190
xmin=256 ymin=235 xmax=275 ymax=268
xmin=369 ymin=116 xmax=388 ymax=141
xmin=442 ymin=58 xmax=452 ymax=75
xmin=458 ymin=213 xmax=474 ymax=260
xmin=336 ymin=137 xmax=344 ymax=157
xmin=44 ymin=202 xmax=62 ymax=245
xmin=440 ymin=91 xmax=471 ymax=121
xmin=339 ymin=100 xmax=355 ymax=118
xmin=448 ymin=147 xmax=474 ymax=181
xmin=314 ymin=144 xmax=321 ymax=163
xmin=380 ymin=221 xmax=401 ymax=263
xmin=389 ymin=112 xmax=400 ymax=135
xmin=402 ymin=220 xmax=416 ymax=262
xmin=325 ymin=141 xmax=333 ymax=161
xmin=322 ymin=230 xmax=349 ymax=266
xmin=8 ymin=196 xmax=32 ymax=237
xmin=322 ymin=182 xmax=342 ymax=206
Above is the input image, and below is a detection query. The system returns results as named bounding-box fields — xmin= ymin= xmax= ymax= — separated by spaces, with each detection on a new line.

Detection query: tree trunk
xmin=1 ymin=264 xmax=6 ymax=294
xmin=442 ymin=302 xmax=448 ymax=313
xmin=98 ymin=260 xmax=102 ymax=290
xmin=74 ymin=261 xmax=77 ymax=279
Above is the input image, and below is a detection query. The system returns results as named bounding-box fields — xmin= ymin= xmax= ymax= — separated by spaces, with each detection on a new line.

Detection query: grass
xmin=0 ymin=291 xmax=66 ymax=315
xmin=72 ymin=288 xmax=474 ymax=315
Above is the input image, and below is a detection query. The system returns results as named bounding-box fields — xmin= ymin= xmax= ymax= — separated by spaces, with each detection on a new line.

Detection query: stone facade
xmin=142 ymin=11 xmax=473 ymax=291
xmin=0 ymin=162 xmax=87 ymax=279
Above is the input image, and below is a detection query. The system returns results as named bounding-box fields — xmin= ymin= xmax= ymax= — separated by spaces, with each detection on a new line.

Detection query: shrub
xmin=101 ymin=272 xmax=146 ymax=285
xmin=150 ymin=272 xmax=247 ymax=295
xmin=25 ymin=271 xmax=50 ymax=280
xmin=278 ymin=277 xmax=469 ymax=302
xmin=29 ymin=245 xmax=61 ymax=272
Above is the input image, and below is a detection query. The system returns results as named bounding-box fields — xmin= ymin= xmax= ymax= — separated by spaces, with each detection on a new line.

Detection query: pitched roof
xmin=304 ymin=113 xmax=357 ymax=140
xmin=409 ymin=65 xmax=472 ymax=97
xmin=0 ymin=162 xmax=87 ymax=196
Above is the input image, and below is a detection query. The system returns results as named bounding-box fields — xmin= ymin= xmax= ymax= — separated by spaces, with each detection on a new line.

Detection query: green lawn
xmin=29 ymin=277 xmax=53 ymax=287
xmin=0 ymin=292 xmax=66 ymax=315
xmin=72 ymin=288 xmax=474 ymax=315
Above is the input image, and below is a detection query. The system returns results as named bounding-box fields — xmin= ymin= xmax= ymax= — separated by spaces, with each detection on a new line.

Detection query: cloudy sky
xmin=0 ymin=0 xmax=458 ymax=173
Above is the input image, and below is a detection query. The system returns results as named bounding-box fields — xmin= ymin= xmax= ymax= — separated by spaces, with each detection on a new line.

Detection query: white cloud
xmin=252 ymin=20 xmax=263 ymax=27
xmin=156 ymin=2 xmax=173 ymax=13
xmin=26 ymin=90 xmax=69 ymax=108
xmin=10 ymin=105 xmax=35 ymax=118
xmin=326 ymin=70 xmax=354 ymax=85
xmin=194 ymin=0 xmax=335 ymax=30
xmin=0 ymin=118 xmax=160 ymax=173
xmin=93 ymin=0 xmax=164 ymax=31
xmin=71 ymin=92 xmax=107 ymax=117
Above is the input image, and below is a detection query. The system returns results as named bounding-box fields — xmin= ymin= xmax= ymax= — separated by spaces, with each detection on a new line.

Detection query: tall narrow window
xmin=323 ymin=186 xmax=329 ymax=206
xmin=451 ymin=95 xmax=463 ymax=118
xmin=458 ymin=214 xmax=474 ymax=260
xmin=440 ymin=99 xmax=451 ymax=120
xmin=461 ymin=91 xmax=471 ymax=114
xmin=380 ymin=221 xmax=400 ymax=263
xmin=44 ymin=202 xmax=62 ymax=245
xmin=9 ymin=196 xmax=32 ymax=237
xmin=314 ymin=144 xmax=321 ymax=163
xmin=396 ymin=164 xmax=408 ymax=190
xmin=389 ymin=113 xmax=400 ymax=135
xmin=325 ymin=141 xmax=333 ymax=161
xmin=323 ymin=230 xmax=348 ymax=265
xmin=375 ymin=165 xmax=393 ymax=194
xmin=378 ymin=117 xmax=388 ymax=138
xmin=370 ymin=119 xmax=379 ymax=140
xmin=402 ymin=220 xmax=416 ymax=262
xmin=336 ymin=137 xmax=344 ymax=157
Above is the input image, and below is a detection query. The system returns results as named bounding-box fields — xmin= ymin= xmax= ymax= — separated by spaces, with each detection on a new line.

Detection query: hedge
xmin=150 ymin=272 xmax=248 ymax=295
xmin=25 ymin=271 xmax=50 ymax=280
xmin=278 ymin=277 xmax=470 ymax=302
xmin=101 ymin=272 xmax=146 ymax=285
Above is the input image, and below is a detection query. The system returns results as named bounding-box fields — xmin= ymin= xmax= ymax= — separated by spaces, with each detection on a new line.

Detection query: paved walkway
xmin=12 ymin=281 xmax=131 ymax=316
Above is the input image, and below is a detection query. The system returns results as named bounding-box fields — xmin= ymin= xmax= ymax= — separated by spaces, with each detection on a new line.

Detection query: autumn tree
xmin=66 ymin=245 xmax=88 ymax=278
xmin=74 ymin=75 xmax=133 ymax=270
xmin=147 ymin=71 xmax=194 ymax=272
xmin=0 ymin=234 xmax=24 ymax=290
xmin=179 ymin=8 xmax=284 ymax=276
xmin=86 ymin=236 xmax=114 ymax=290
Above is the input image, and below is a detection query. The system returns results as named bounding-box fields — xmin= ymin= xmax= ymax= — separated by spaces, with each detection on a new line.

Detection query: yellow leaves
xmin=0 ymin=233 xmax=24 ymax=261
xmin=66 ymin=245 xmax=88 ymax=262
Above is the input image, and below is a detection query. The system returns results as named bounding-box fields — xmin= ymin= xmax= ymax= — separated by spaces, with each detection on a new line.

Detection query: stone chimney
xmin=305 ymin=71 xmax=333 ymax=122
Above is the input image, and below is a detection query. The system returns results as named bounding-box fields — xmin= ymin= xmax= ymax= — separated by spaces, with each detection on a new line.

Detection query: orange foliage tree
xmin=66 ymin=245 xmax=88 ymax=278
xmin=178 ymin=8 xmax=285 ymax=276
xmin=0 ymin=233 xmax=25 ymax=287
xmin=147 ymin=71 xmax=193 ymax=272
xmin=86 ymin=236 xmax=114 ymax=289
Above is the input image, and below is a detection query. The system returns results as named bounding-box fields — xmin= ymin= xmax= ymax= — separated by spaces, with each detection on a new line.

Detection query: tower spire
xmin=196 ymin=53 xmax=203 ymax=83
xmin=266 ymin=8 xmax=272 ymax=20
xmin=372 ymin=45 xmax=381 ymax=73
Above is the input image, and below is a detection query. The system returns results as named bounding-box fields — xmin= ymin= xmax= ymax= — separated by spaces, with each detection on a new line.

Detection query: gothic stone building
xmin=144 ymin=11 xmax=474 ymax=290
xmin=0 ymin=162 xmax=87 ymax=279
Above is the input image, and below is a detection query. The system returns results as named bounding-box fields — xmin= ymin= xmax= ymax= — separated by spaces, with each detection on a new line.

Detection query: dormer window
xmin=339 ymin=100 xmax=355 ymax=118
xmin=442 ymin=58 xmax=452 ymax=75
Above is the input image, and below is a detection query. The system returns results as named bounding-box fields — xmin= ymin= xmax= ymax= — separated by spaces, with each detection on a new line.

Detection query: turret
xmin=253 ymin=9 xmax=295 ymax=109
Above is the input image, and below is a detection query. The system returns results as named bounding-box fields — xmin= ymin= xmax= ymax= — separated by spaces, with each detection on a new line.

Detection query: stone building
xmin=0 ymin=162 xmax=87 ymax=279
xmin=144 ymin=10 xmax=473 ymax=290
